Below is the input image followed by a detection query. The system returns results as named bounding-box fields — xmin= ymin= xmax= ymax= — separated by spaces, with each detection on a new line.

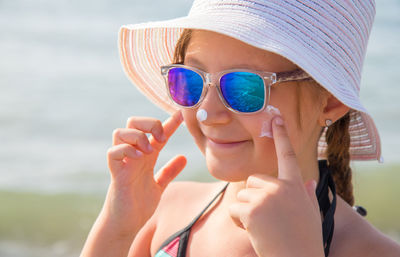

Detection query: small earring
xmin=325 ymin=119 xmax=333 ymax=127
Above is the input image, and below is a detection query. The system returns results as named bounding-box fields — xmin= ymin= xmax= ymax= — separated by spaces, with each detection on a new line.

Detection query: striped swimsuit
xmin=154 ymin=160 xmax=366 ymax=257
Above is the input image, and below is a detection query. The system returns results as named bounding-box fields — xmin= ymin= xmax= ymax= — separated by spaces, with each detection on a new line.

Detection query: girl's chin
xmin=208 ymin=169 xmax=249 ymax=182
xmin=205 ymin=154 xmax=278 ymax=181
xmin=205 ymin=156 xmax=253 ymax=181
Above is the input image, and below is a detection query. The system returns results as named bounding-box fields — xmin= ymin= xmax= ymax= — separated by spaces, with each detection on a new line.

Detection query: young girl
xmin=81 ymin=1 xmax=400 ymax=256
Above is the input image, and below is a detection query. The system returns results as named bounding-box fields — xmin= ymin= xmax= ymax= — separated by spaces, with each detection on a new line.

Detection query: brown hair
xmin=173 ymin=29 xmax=193 ymax=65
xmin=172 ymin=28 xmax=355 ymax=206
xmin=325 ymin=112 xmax=354 ymax=205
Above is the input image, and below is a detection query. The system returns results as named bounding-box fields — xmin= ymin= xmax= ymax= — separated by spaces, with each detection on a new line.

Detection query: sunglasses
xmin=160 ymin=64 xmax=311 ymax=114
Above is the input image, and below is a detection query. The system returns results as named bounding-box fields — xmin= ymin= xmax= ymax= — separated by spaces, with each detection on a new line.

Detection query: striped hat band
xmin=118 ymin=0 xmax=382 ymax=162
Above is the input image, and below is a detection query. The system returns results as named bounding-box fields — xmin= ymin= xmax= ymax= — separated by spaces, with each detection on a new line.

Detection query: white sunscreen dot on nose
xmin=196 ymin=109 xmax=208 ymax=122
xmin=259 ymin=105 xmax=281 ymax=138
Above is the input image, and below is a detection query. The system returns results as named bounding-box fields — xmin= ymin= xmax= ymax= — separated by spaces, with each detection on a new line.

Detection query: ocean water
xmin=0 ymin=0 xmax=399 ymax=256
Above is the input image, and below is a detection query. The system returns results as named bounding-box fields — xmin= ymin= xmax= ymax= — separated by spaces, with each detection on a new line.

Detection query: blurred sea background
xmin=0 ymin=0 xmax=399 ymax=256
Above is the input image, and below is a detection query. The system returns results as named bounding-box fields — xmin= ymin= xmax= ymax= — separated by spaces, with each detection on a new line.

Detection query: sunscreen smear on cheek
xmin=259 ymin=105 xmax=281 ymax=138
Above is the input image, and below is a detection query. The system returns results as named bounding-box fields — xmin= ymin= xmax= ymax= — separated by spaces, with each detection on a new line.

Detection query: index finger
xmin=272 ymin=116 xmax=303 ymax=182
xmin=149 ymin=110 xmax=183 ymax=151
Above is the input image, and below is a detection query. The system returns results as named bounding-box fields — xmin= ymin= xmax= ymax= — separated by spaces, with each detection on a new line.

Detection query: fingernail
xmin=135 ymin=150 xmax=143 ymax=157
xmin=274 ymin=116 xmax=284 ymax=126
xmin=160 ymin=134 xmax=167 ymax=142
xmin=147 ymin=144 xmax=153 ymax=152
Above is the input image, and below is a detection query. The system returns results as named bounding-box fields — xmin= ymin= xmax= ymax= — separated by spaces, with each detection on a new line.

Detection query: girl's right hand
xmin=104 ymin=110 xmax=186 ymax=235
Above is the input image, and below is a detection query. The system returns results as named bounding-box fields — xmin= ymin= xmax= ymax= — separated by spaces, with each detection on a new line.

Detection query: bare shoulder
xmin=331 ymin=196 xmax=400 ymax=257
xmin=348 ymin=223 xmax=400 ymax=257
xmin=365 ymin=230 xmax=400 ymax=257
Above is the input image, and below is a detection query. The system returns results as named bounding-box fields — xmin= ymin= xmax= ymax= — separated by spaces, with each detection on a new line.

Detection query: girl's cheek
xmin=182 ymin=110 xmax=207 ymax=153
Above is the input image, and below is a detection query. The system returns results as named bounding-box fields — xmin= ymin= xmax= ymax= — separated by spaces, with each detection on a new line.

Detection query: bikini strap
xmin=175 ymin=182 xmax=230 ymax=255
xmin=316 ymin=160 xmax=337 ymax=257
xmin=186 ymin=182 xmax=230 ymax=228
xmin=156 ymin=182 xmax=230 ymax=255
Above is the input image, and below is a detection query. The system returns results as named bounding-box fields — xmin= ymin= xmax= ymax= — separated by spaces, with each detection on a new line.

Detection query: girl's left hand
xmin=229 ymin=116 xmax=325 ymax=257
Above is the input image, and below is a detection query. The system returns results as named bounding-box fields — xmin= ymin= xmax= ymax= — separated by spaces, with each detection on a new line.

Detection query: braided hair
xmin=325 ymin=112 xmax=354 ymax=206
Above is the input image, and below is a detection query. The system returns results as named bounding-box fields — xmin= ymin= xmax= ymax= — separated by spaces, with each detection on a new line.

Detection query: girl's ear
xmin=318 ymin=92 xmax=350 ymax=126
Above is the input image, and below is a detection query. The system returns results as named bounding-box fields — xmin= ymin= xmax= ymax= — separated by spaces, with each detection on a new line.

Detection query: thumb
xmin=304 ymin=179 xmax=319 ymax=210
xmin=154 ymin=155 xmax=187 ymax=189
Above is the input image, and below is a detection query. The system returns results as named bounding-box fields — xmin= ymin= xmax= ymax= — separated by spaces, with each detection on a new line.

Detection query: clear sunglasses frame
xmin=160 ymin=64 xmax=312 ymax=115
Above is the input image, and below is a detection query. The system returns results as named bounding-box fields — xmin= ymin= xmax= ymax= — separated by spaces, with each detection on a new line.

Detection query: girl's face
xmin=181 ymin=30 xmax=324 ymax=182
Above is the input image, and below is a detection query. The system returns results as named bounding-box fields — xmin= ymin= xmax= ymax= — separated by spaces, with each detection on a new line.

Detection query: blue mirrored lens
xmin=168 ymin=67 xmax=203 ymax=107
xmin=220 ymin=72 xmax=265 ymax=112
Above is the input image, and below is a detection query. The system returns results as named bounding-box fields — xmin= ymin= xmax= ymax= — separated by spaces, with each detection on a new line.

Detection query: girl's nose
xmin=197 ymin=83 xmax=231 ymax=125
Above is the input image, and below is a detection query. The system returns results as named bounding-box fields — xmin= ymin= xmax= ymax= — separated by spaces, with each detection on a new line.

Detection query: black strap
xmin=177 ymin=182 xmax=229 ymax=256
xmin=186 ymin=182 xmax=230 ymax=228
xmin=316 ymin=160 xmax=337 ymax=257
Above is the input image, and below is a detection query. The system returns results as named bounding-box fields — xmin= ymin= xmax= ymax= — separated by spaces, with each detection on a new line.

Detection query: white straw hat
xmin=118 ymin=0 xmax=382 ymax=162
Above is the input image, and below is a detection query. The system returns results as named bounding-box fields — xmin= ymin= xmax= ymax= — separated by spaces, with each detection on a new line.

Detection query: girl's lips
xmin=207 ymin=137 xmax=249 ymax=149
